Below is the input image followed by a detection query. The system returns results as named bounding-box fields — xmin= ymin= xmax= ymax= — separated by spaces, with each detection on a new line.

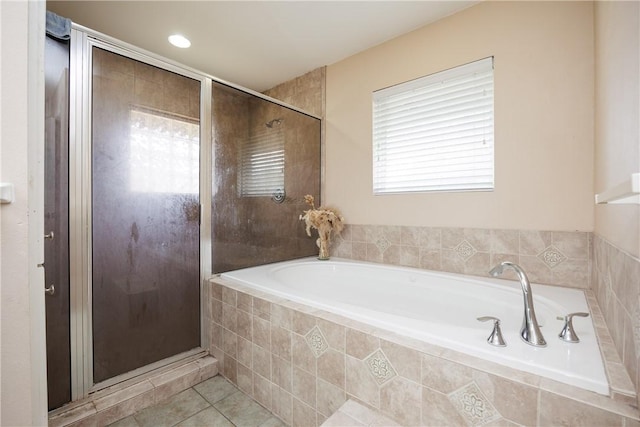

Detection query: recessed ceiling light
xmin=168 ymin=34 xmax=191 ymax=48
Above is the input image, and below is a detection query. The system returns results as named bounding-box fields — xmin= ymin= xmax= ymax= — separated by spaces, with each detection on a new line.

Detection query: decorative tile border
xmin=455 ymin=240 xmax=477 ymax=262
xmin=448 ymin=382 xmax=500 ymax=426
xmin=538 ymin=245 xmax=567 ymax=269
xmin=305 ymin=325 xmax=329 ymax=358
xmin=364 ymin=349 xmax=397 ymax=385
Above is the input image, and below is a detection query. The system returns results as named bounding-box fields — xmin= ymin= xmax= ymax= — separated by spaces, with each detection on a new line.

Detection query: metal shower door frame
xmin=68 ymin=27 xmax=212 ymax=400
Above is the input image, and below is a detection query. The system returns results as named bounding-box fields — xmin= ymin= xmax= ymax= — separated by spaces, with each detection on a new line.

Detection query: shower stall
xmin=44 ymin=25 xmax=321 ymax=410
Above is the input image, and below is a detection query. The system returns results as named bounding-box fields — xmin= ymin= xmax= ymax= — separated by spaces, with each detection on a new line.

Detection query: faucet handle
xmin=477 ymin=316 xmax=506 ymax=347
xmin=557 ymin=312 xmax=589 ymax=343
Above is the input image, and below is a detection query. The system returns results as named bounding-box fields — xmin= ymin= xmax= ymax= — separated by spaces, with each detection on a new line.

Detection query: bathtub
xmin=220 ymin=257 xmax=609 ymax=395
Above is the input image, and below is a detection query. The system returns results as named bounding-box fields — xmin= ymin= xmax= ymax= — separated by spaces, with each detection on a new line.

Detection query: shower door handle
xmin=45 ymin=284 xmax=55 ymax=295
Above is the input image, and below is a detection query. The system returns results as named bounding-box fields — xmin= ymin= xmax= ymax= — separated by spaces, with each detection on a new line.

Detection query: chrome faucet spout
xmin=489 ymin=261 xmax=546 ymax=347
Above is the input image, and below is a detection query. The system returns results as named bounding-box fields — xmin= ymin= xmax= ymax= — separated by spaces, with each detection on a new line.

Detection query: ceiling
xmin=47 ymin=1 xmax=478 ymax=92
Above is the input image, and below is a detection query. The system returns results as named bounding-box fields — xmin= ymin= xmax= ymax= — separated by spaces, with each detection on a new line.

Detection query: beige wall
xmin=592 ymin=0 xmax=640 ymax=403
xmin=0 ymin=0 xmax=48 ymax=425
xmin=326 ymin=1 xmax=594 ymax=231
xmin=594 ymin=1 xmax=640 ymax=258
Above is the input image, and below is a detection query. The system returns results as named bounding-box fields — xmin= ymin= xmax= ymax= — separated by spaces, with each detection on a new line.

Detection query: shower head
xmin=265 ymin=118 xmax=283 ymax=128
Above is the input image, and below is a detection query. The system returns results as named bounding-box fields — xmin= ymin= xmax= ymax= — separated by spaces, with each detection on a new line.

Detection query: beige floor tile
xmin=176 ymin=407 xmax=234 ymax=427
xmin=194 ymin=376 xmax=239 ymax=405
xmin=106 ymin=415 xmax=140 ymax=427
xmin=133 ymin=388 xmax=209 ymax=427
xmin=258 ymin=416 xmax=288 ymax=427
xmin=214 ymin=390 xmax=274 ymax=426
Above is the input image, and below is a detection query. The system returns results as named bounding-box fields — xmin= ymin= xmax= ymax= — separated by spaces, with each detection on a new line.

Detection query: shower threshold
xmin=48 ymin=353 xmax=218 ymax=426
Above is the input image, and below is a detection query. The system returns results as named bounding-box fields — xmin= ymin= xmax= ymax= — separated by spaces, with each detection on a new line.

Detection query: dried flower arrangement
xmin=299 ymin=194 xmax=344 ymax=260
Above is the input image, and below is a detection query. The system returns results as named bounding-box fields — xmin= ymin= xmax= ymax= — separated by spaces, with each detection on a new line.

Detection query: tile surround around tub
xmin=332 ymin=224 xmax=592 ymax=289
xmin=208 ymin=276 xmax=640 ymax=427
xmin=48 ymin=356 xmax=218 ymax=427
xmin=593 ymin=234 xmax=640 ymax=408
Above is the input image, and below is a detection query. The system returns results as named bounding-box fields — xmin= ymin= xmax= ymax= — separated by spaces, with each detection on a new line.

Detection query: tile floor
xmin=107 ymin=376 xmax=286 ymax=427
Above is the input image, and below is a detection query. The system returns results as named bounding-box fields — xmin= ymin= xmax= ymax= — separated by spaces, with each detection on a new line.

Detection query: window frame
xmin=372 ymin=57 xmax=495 ymax=195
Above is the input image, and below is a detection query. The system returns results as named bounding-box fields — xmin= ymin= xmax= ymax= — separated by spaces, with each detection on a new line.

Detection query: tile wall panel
xmin=593 ymin=234 xmax=640 ymax=408
xmin=333 ymin=225 xmax=592 ymax=289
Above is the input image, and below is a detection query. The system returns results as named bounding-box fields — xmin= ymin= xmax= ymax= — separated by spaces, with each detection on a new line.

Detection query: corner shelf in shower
xmin=595 ymin=173 xmax=640 ymax=204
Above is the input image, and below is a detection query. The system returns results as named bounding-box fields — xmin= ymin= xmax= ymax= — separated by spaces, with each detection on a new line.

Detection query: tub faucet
xmin=489 ymin=261 xmax=547 ymax=347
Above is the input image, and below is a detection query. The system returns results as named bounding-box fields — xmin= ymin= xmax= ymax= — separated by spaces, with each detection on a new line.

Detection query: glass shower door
xmin=91 ymin=47 xmax=201 ymax=383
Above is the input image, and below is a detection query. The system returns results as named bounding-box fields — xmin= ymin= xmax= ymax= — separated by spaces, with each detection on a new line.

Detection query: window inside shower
xmin=211 ymin=82 xmax=321 ymax=273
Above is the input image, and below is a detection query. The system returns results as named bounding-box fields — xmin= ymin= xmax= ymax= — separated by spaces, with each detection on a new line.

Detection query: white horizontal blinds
xmin=239 ymin=127 xmax=285 ymax=197
xmin=373 ymin=57 xmax=494 ymax=194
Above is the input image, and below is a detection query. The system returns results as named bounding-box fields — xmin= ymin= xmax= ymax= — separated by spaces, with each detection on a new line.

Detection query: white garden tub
xmin=220 ymin=257 xmax=609 ymax=395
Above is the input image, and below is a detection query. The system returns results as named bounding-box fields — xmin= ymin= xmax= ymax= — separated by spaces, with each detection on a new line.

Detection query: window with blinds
xmin=239 ymin=128 xmax=285 ymax=197
xmin=372 ymin=57 xmax=494 ymax=194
